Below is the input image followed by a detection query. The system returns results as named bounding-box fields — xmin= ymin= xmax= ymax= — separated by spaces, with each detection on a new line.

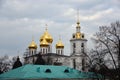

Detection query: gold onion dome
xmin=40 ymin=38 xmax=49 ymax=47
xmin=40 ymin=28 xmax=53 ymax=43
xmin=56 ymin=39 xmax=64 ymax=48
xmin=28 ymin=40 xmax=37 ymax=49
xmin=40 ymin=35 xmax=44 ymax=42
xmin=75 ymin=32 xmax=81 ymax=39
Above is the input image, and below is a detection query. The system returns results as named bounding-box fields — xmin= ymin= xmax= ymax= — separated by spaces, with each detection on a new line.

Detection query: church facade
xmin=23 ymin=13 xmax=88 ymax=71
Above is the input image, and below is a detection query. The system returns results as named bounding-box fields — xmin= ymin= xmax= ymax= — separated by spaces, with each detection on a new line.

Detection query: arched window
xmin=81 ymin=43 xmax=84 ymax=47
xmin=81 ymin=43 xmax=84 ymax=53
xmin=58 ymin=50 xmax=60 ymax=54
xmin=43 ymin=49 xmax=45 ymax=54
xmin=82 ymin=34 xmax=84 ymax=38
xmin=73 ymin=59 xmax=76 ymax=69
xmin=48 ymin=46 xmax=50 ymax=52
xmin=46 ymin=49 xmax=47 ymax=53
xmin=82 ymin=58 xmax=85 ymax=71
xmin=64 ymin=69 xmax=69 ymax=73
xmin=45 ymin=69 xmax=51 ymax=73
xmin=73 ymin=34 xmax=75 ymax=38
xmin=32 ymin=50 xmax=33 ymax=55
xmin=73 ymin=43 xmax=76 ymax=48
xmin=41 ymin=49 xmax=42 ymax=52
xmin=61 ymin=50 xmax=63 ymax=55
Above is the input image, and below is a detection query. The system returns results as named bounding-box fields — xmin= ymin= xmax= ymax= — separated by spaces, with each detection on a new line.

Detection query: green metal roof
xmin=0 ymin=64 xmax=103 ymax=80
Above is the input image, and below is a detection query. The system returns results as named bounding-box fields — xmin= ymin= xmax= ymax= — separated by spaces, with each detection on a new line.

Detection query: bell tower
xmin=70 ymin=10 xmax=87 ymax=56
xmin=70 ymin=10 xmax=87 ymax=71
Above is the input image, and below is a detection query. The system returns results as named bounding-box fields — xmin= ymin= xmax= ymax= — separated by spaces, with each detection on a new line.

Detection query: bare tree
xmin=89 ymin=21 xmax=120 ymax=79
xmin=0 ymin=55 xmax=11 ymax=74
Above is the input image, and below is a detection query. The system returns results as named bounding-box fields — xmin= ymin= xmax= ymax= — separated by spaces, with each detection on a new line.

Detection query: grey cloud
xmin=0 ymin=0 xmax=69 ymax=19
xmin=0 ymin=0 xmax=6 ymax=8
xmin=0 ymin=0 xmax=120 ymax=57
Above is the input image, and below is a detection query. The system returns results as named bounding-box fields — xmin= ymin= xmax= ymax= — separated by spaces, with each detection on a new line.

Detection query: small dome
xmin=43 ymin=30 xmax=53 ymax=43
xmin=40 ymin=29 xmax=53 ymax=43
xmin=56 ymin=39 xmax=64 ymax=48
xmin=77 ymin=21 xmax=80 ymax=25
xmin=75 ymin=32 xmax=82 ymax=39
xmin=40 ymin=38 xmax=49 ymax=47
xmin=28 ymin=40 xmax=37 ymax=49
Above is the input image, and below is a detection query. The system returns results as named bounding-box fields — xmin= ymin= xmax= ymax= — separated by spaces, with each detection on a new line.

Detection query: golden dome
xmin=56 ymin=39 xmax=64 ymax=48
xmin=40 ymin=35 xmax=44 ymax=42
xmin=40 ymin=28 xmax=53 ymax=43
xmin=75 ymin=32 xmax=81 ymax=39
xmin=40 ymin=38 xmax=49 ymax=47
xmin=28 ymin=40 xmax=37 ymax=49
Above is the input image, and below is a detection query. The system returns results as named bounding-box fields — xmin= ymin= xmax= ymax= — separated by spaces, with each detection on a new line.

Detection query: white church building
xmin=23 ymin=13 xmax=88 ymax=71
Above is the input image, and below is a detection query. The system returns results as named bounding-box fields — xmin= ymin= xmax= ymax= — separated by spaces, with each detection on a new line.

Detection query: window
xmin=82 ymin=59 xmax=85 ymax=71
xmin=41 ymin=49 xmax=42 ymax=52
xmin=64 ymin=69 xmax=69 ymax=73
xmin=43 ymin=49 xmax=45 ymax=54
xmin=73 ymin=43 xmax=76 ymax=48
xmin=73 ymin=34 xmax=75 ymax=38
xmin=45 ymin=69 xmax=51 ymax=73
xmin=73 ymin=43 xmax=76 ymax=53
xmin=81 ymin=43 xmax=84 ymax=47
xmin=46 ymin=49 xmax=47 ymax=53
xmin=32 ymin=50 xmax=33 ymax=55
xmin=82 ymin=34 xmax=84 ymax=38
xmin=81 ymin=43 xmax=84 ymax=53
xmin=73 ymin=59 xmax=76 ymax=69
xmin=48 ymin=46 xmax=50 ymax=52
xmin=58 ymin=50 xmax=60 ymax=54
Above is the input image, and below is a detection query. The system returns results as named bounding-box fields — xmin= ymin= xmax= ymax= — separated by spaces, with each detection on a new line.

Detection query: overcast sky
xmin=0 ymin=0 xmax=120 ymax=58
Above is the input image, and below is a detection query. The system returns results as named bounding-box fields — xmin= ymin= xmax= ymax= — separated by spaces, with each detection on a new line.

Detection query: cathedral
xmin=23 ymin=13 xmax=88 ymax=71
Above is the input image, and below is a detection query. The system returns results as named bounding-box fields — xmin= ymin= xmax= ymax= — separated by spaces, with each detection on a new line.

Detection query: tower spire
xmin=77 ymin=9 xmax=80 ymax=25
xmin=76 ymin=9 xmax=80 ymax=33
xmin=45 ymin=24 xmax=48 ymax=31
xmin=32 ymin=36 xmax=34 ymax=41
